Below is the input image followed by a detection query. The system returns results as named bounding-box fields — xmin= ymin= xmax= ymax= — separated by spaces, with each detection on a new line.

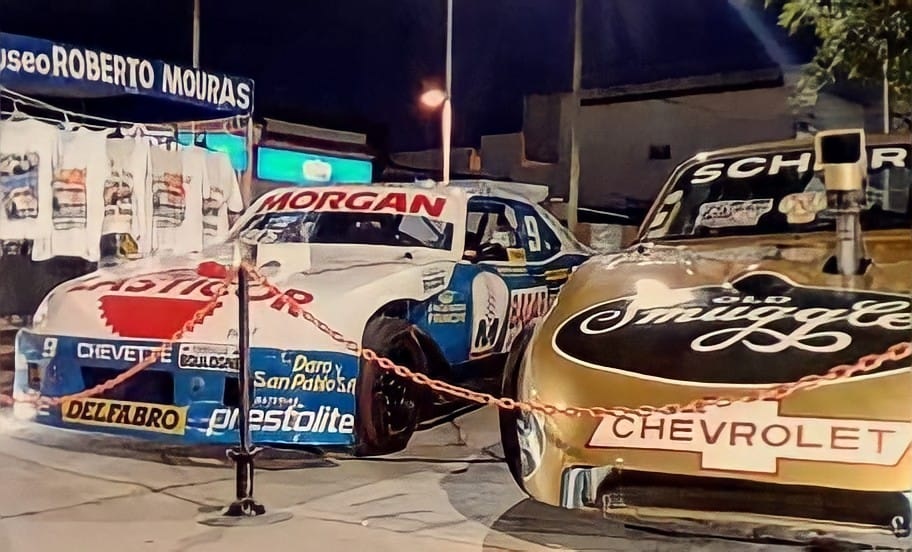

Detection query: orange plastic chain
xmin=2 ymin=261 xmax=909 ymax=420
xmin=0 ymin=271 xmax=235 ymax=408
xmin=242 ymin=261 xmax=912 ymax=418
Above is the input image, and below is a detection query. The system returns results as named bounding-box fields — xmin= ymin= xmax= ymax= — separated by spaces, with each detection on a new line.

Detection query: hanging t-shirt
xmin=149 ymin=144 xmax=204 ymax=254
xmin=0 ymin=119 xmax=59 ymax=241
xmin=203 ymin=150 xmax=244 ymax=247
xmin=104 ymin=138 xmax=151 ymax=255
xmin=32 ymin=127 xmax=110 ymax=261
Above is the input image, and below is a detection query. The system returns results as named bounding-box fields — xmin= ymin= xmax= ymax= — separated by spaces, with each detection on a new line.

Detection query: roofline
xmin=579 ymin=67 xmax=784 ymax=105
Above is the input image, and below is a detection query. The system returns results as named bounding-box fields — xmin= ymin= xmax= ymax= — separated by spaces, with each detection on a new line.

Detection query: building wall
xmin=394 ymin=82 xmax=877 ymax=215
xmin=475 ymin=86 xmax=876 ymax=210
xmin=576 ymin=86 xmax=796 ymax=204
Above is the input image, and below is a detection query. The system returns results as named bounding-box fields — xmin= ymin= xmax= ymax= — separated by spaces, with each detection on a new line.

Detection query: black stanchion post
xmin=198 ymin=245 xmax=292 ymax=527
xmin=225 ymin=261 xmax=266 ymax=517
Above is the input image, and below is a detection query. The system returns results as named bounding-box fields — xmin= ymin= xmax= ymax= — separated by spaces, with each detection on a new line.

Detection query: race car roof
xmin=689 ymin=133 xmax=907 ymax=162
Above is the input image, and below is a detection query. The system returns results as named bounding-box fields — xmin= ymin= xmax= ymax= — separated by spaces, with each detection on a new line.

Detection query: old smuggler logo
xmin=552 ymin=271 xmax=912 ymax=386
xmin=62 ymin=398 xmax=188 ymax=435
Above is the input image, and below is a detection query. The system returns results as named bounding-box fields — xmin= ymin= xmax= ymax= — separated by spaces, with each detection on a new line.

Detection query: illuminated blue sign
xmin=177 ymin=132 xmax=248 ymax=171
xmin=256 ymin=147 xmax=373 ymax=185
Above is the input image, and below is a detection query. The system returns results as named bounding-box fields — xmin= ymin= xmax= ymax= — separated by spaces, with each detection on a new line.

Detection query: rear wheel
xmin=353 ymin=317 xmax=428 ymax=456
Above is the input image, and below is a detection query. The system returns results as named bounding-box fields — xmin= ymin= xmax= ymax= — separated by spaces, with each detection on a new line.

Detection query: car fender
xmin=327 ymin=261 xmax=459 ymax=349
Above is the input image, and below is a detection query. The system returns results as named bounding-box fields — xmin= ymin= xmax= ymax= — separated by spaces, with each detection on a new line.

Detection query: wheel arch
xmin=364 ymin=299 xmax=452 ymax=380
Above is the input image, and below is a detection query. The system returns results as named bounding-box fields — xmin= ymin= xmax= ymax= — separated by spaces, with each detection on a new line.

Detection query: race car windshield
xmin=234 ymin=210 xmax=455 ymax=250
xmin=643 ymin=145 xmax=912 ymax=241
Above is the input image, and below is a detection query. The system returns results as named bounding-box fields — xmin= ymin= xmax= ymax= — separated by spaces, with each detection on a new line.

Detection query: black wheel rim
xmin=372 ymin=341 xmax=418 ymax=438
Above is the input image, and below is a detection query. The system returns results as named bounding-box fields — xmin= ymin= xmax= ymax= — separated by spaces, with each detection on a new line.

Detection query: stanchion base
xmin=197 ymin=502 xmax=293 ymax=527
xmin=226 ymin=498 xmax=267 ymax=517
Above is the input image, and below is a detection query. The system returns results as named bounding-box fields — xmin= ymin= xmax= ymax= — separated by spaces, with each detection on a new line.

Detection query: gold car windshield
xmin=642 ymin=143 xmax=912 ymax=241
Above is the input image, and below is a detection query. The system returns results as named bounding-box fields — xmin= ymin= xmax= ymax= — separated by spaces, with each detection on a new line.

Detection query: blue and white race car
xmin=13 ymin=181 xmax=591 ymax=455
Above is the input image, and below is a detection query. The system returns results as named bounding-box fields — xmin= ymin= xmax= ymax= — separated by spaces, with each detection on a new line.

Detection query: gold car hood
xmin=527 ymin=230 xmax=912 ymax=496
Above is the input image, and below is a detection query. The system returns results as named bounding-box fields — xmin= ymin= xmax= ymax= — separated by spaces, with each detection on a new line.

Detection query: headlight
xmin=31 ymin=295 xmax=51 ymax=329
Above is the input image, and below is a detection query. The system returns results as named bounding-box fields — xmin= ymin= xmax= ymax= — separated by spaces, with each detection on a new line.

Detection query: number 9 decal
xmin=524 ymin=216 xmax=541 ymax=252
xmin=42 ymin=337 xmax=58 ymax=358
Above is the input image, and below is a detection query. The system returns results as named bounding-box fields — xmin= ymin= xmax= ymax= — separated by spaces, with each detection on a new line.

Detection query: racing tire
xmin=499 ymin=326 xmax=536 ymax=493
xmin=353 ymin=317 xmax=429 ymax=457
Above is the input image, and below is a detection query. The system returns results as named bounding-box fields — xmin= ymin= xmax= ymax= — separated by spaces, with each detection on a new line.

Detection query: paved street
xmin=0 ymin=406 xmax=908 ymax=552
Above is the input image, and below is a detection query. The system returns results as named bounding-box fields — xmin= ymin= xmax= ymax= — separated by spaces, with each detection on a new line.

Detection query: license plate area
xmin=598 ymin=470 xmax=910 ymax=531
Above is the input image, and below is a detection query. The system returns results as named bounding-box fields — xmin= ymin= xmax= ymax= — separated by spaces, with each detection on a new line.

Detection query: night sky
xmin=0 ymin=0 xmax=803 ymax=153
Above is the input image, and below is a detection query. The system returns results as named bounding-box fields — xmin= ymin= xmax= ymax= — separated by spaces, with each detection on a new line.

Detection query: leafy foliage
xmin=768 ymin=0 xmax=912 ymax=114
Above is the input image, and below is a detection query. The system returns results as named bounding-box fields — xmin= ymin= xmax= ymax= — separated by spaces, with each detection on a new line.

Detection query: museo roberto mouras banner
xmin=0 ymin=32 xmax=254 ymax=115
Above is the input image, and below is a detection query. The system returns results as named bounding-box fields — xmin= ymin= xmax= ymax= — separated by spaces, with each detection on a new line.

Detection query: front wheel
xmin=353 ymin=317 xmax=429 ymax=456
xmin=499 ymin=326 xmax=542 ymax=492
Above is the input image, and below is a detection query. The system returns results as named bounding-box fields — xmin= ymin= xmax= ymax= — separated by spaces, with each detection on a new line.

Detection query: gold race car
xmin=500 ymin=129 xmax=912 ymax=539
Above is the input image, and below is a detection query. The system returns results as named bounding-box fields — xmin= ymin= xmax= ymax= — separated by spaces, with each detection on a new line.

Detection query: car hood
xmin=525 ymin=230 xmax=912 ymax=496
xmin=34 ymin=243 xmax=455 ymax=350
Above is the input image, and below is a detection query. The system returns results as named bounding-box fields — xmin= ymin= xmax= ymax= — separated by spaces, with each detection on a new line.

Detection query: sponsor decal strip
xmin=178 ymin=343 xmax=239 ymax=372
xmin=206 ymin=405 xmax=354 ymax=437
xmin=256 ymin=189 xmax=449 ymax=219
xmin=62 ymin=398 xmax=187 ymax=435
xmin=254 ymin=354 xmax=356 ymax=395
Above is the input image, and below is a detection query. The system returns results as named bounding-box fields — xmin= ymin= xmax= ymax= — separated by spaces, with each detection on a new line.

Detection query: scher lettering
xmin=687 ymin=146 xmax=910 ymax=185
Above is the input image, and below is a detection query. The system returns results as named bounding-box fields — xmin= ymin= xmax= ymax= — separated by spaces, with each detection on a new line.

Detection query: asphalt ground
xmin=3 ymin=404 xmax=911 ymax=552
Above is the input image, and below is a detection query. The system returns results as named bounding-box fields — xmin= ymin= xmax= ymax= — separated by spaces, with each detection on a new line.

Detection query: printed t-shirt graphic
xmin=150 ymin=146 xmax=186 ymax=230
xmin=202 ymin=150 xmax=243 ymax=246
xmin=149 ymin=145 xmax=206 ymax=254
xmin=33 ymin=128 xmax=110 ymax=261
xmin=104 ymin=138 xmax=150 ymax=248
xmin=0 ymin=119 xmax=59 ymax=240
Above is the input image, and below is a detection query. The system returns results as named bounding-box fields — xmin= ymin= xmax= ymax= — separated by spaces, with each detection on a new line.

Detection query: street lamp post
xmin=193 ymin=0 xmax=201 ymax=68
xmin=420 ymin=0 xmax=454 ymax=186
xmin=567 ymin=0 xmax=583 ymax=233
xmin=443 ymin=0 xmax=453 ymax=186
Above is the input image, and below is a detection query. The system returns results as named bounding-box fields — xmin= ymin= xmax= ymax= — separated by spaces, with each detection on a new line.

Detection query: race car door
xmin=464 ymin=197 xmax=547 ymax=359
xmin=509 ymin=199 xmax=589 ymax=301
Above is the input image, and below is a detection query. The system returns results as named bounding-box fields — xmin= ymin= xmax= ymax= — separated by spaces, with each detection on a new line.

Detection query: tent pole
xmin=242 ymin=116 xmax=254 ymax=207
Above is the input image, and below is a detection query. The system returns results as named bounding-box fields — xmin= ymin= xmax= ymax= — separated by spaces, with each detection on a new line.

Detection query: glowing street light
xmin=420 ymin=87 xmax=453 ymax=186
xmin=420 ymin=89 xmax=447 ymax=109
